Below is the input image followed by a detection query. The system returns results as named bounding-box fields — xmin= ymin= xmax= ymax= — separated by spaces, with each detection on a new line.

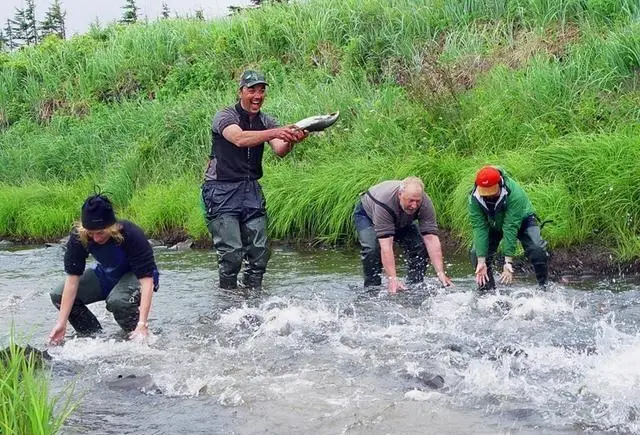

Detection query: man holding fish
xmin=201 ymin=70 xmax=312 ymax=290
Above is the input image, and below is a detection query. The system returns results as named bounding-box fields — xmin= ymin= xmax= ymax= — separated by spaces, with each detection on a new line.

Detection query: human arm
xmin=469 ymin=196 xmax=491 ymax=258
xmin=270 ymin=128 xmax=308 ymax=157
xmin=500 ymin=182 xmax=533 ymax=284
xmin=422 ymin=234 xmax=453 ymax=286
xmin=499 ymin=260 xmax=514 ymax=284
xmin=474 ymin=257 xmax=490 ymax=286
xmin=221 ymin=123 xmax=300 ymax=150
xmin=468 ymin=196 xmax=492 ymax=285
xmin=120 ymin=222 xmax=159 ymax=340
xmin=129 ymin=276 xmax=154 ymax=341
xmin=48 ymin=275 xmax=80 ymax=345
xmin=416 ymin=197 xmax=452 ymax=286
xmin=379 ymin=237 xmax=406 ymax=294
xmin=49 ymin=231 xmax=89 ymax=345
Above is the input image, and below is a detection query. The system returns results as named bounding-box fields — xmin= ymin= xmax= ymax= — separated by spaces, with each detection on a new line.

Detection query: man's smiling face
xmin=239 ymin=84 xmax=266 ymax=115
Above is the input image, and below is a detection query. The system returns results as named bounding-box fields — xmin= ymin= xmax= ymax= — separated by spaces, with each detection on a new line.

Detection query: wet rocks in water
xmin=492 ymin=299 xmax=513 ymax=314
xmin=340 ymin=306 xmax=355 ymax=317
xmin=339 ymin=335 xmax=362 ymax=349
xmin=277 ymin=322 xmax=293 ymax=336
xmin=402 ymin=369 xmax=445 ymax=390
xmin=147 ymin=239 xmax=165 ymax=248
xmin=488 ymin=345 xmax=529 ymax=360
xmin=445 ymin=343 xmax=464 ymax=353
xmin=168 ymin=239 xmax=193 ymax=251
xmin=0 ymin=344 xmax=51 ymax=368
xmin=263 ymin=301 xmax=288 ymax=311
xmin=106 ymin=374 xmax=162 ymax=395
xmin=416 ymin=370 xmax=445 ymax=390
xmin=240 ymin=313 xmax=263 ymax=330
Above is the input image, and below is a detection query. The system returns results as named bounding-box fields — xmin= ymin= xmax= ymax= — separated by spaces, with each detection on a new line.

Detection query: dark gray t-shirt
xmin=204 ymin=106 xmax=279 ymax=182
xmin=212 ymin=106 xmax=279 ymax=138
xmin=361 ymin=180 xmax=438 ymax=238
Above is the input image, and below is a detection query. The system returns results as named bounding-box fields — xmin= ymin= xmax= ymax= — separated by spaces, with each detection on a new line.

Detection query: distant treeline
xmin=0 ymin=0 xmax=283 ymax=50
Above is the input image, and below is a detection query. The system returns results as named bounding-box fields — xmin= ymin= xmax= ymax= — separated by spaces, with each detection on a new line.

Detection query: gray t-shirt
xmin=212 ymin=106 xmax=279 ymax=137
xmin=204 ymin=106 xmax=280 ymax=181
xmin=360 ymin=180 xmax=438 ymax=238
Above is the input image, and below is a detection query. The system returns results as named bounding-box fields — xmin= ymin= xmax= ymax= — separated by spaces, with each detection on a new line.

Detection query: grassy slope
xmin=0 ymin=0 xmax=639 ymax=258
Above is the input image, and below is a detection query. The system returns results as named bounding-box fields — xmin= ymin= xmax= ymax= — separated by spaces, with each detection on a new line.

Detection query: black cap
xmin=239 ymin=70 xmax=268 ymax=88
xmin=81 ymin=194 xmax=116 ymax=230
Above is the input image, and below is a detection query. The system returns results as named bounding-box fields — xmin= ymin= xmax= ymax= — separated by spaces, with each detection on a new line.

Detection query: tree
xmin=194 ymin=9 xmax=204 ymax=20
xmin=40 ymin=0 xmax=66 ymax=39
xmin=3 ymin=19 xmax=17 ymax=50
xmin=23 ymin=0 xmax=39 ymax=45
xmin=161 ymin=2 xmax=170 ymax=19
xmin=120 ymin=0 xmax=138 ymax=24
xmin=249 ymin=0 xmax=289 ymax=5
xmin=9 ymin=8 xmax=27 ymax=48
xmin=229 ymin=0 xmax=288 ymax=14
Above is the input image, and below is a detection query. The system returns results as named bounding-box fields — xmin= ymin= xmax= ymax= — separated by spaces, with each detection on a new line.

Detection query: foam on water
xmin=49 ymin=336 xmax=162 ymax=361
xmin=3 ymin=246 xmax=640 ymax=433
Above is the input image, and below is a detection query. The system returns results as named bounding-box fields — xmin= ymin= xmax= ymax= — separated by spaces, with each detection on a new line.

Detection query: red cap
xmin=475 ymin=166 xmax=501 ymax=196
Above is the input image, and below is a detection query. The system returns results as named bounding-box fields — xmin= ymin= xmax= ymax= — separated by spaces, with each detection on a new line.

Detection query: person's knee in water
xmin=47 ymin=193 xmax=160 ymax=345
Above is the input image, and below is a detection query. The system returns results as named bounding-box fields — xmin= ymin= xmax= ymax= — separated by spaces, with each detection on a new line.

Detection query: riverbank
xmin=2 ymin=228 xmax=639 ymax=280
xmin=1 ymin=0 xmax=639 ymax=264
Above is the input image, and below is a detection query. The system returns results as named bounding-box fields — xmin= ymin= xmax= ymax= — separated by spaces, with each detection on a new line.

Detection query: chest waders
xmin=202 ymin=105 xmax=271 ymax=290
xmin=353 ymin=197 xmax=429 ymax=287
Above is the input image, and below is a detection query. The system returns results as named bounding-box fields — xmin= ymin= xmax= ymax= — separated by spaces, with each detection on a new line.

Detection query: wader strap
xmin=365 ymin=191 xmax=397 ymax=224
xmin=534 ymin=214 xmax=554 ymax=230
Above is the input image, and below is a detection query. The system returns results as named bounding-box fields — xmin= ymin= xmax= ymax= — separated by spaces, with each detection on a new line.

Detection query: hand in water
xmin=475 ymin=262 xmax=489 ymax=286
xmin=129 ymin=324 xmax=149 ymax=344
xmin=499 ymin=263 xmax=514 ymax=284
xmin=47 ymin=322 xmax=67 ymax=346
xmin=387 ymin=277 xmax=406 ymax=295
xmin=437 ymin=271 xmax=454 ymax=287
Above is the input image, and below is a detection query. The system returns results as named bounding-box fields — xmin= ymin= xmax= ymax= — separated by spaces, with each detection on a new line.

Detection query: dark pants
xmin=354 ymin=201 xmax=429 ymax=287
xmin=50 ymin=269 xmax=141 ymax=335
xmin=202 ymin=180 xmax=270 ymax=289
xmin=470 ymin=215 xmax=549 ymax=291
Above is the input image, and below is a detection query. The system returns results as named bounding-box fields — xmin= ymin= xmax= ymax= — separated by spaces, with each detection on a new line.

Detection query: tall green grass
xmin=0 ymin=0 xmax=639 ymax=259
xmin=0 ymin=336 xmax=75 ymax=434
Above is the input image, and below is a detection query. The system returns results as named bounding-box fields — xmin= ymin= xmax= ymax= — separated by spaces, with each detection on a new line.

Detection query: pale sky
xmin=1 ymin=0 xmax=252 ymax=36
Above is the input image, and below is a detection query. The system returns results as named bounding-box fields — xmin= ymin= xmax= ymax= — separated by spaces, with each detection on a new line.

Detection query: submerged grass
xmin=0 ymin=0 xmax=639 ymax=258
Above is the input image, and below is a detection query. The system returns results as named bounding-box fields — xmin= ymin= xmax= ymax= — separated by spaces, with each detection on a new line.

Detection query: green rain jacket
xmin=468 ymin=169 xmax=535 ymax=257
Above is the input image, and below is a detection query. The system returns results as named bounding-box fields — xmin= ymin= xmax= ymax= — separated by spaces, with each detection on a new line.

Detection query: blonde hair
xmin=75 ymin=221 xmax=123 ymax=247
xmin=399 ymin=176 xmax=425 ymax=193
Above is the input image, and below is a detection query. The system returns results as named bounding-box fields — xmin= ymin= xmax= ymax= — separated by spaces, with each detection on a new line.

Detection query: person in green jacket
xmin=469 ymin=166 xmax=549 ymax=292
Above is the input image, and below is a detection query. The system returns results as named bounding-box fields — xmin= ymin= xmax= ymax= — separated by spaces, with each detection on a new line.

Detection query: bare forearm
xmin=231 ymin=129 xmax=279 ymax=147
xmin=271 ymin=138 xmax=293 ymax=157
xmin=379 ymin=241 xmax=397 ymax=278
xmin=423 ymin=235 xmax=446 ymax=274
xmin=57 ymin=275 xmax=80 ymax=324
xmin=137 ymin=277 xmax=154 ymax=325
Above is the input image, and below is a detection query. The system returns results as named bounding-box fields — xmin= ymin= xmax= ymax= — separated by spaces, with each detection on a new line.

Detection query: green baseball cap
xmin=239 ymin=70 xmax=268 ymax=88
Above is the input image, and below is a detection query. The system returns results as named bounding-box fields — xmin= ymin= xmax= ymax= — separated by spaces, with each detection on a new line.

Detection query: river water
xmin=2 ymin=243 xmax=640 ymax=434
